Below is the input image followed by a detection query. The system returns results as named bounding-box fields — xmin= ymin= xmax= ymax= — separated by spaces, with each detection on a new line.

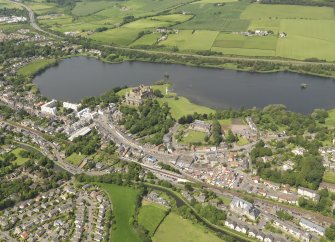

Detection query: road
xmin=8 ymin=0 xmax=335 ymax=68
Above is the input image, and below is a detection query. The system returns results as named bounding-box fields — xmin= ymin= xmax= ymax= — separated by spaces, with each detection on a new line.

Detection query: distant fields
xmin=31 ymin=0 xmax=335 ymax=61
xmin=18 ymin=58 xmax=56 ymax=77
xmin=153 ymin=213 xmax=224 ymax=242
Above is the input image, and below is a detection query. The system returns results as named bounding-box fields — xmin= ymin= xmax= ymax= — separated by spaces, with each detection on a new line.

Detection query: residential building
xmin=41 ymin=99 xmax=57 ymax=116
xmin=230 ymin=196 xmax=260 ymax=221
xmin=189 ymin=120 xmax=212 ymax=134
xmin=297 ymin=187 xmax=320 ymax=202
xmin=299 ymin=218 xmax=325 ymax=236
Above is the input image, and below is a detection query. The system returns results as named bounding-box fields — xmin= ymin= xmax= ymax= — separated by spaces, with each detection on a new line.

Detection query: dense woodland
xmin=120 ymin=100 xmax=174 ymax=145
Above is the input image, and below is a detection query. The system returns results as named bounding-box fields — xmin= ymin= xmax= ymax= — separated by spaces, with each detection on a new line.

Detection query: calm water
xmin=33 ymin=56 xmax=335 ymax=113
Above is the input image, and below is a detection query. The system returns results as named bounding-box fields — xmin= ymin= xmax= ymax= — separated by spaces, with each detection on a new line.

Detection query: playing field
xmin=99 ymin=184 xmax=142 ymax=242
xmin=153 ymin=213 xmax=224 ymax=242
xmin=160 ymin=30 xmax=219 ymax=51
xmin=138 ymin=202 xmax=168 ymax=236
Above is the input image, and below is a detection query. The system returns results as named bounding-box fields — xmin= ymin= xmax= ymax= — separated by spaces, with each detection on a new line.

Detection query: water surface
xmin=33 ymin=56 xmax=335 ymax=113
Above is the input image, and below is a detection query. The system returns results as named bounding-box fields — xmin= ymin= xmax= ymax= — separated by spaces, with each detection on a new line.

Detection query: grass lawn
xmin=158 ymin=96 xmax=215 ymax=120
xmin=241 ymin=3 xmax=335 ymax=20
xmin=65 ymin=153 xmax=86 ymax=166
xmin=181 ymin=130 xmax=207 ymax=144
xmin=10 ymin=148 xmax=29 ymax=165
xmin=72 ymin=1 xmax=114 ymax=16
xmin=237 ymin=135 xmax=249 ymax=146
xmin=153 ymin=212 xmax=224 ymax=242
xmin=99 ymin=184 xmax=142 ymax=242
xmin=123 ymin=18 xmax=171 ymax=29
xmin=138 ymin=202 xmax=168 ymax=236
xmin=326 ymin=108 xmax=335 ymax=127
xmin=219 ymin=195 xmax=232 ymax=206
xmin=323 ymin=170 xmax=335 ymax=184
xmin=160 ymin=30 xmax=219 ymax=51
xmin=18 ymin=58 xmax=56 ymax=77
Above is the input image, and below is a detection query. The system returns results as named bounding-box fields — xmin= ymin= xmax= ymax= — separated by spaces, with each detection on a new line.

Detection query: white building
xmin=230 ymin=197 xmax=260 ymax=220
xmin=41 ymin=100 xmax=57 ymax=116
xmin=76 ymin=108 xmax=95 ymax=119
xmin=292 ymin=147 xmax=305 ymax=156
xmin=63 ymin=102 xmax=81 ymax=112
xmin=297 ymin=187 xmax=320 ymax=202
xmin=299 ymin=218 xmax=325 ymax=236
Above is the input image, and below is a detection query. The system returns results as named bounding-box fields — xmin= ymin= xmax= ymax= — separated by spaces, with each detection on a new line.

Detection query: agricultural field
xmin=0 ymin=0 xmax=23 ymax=9
xmin=160 ymin=30 xmax=219 ymax=51
xmin=28 ymin=0 xmax=335 ymax=60
xmin=240 ymin=4 xmax=335 ymax=20
xmin=99 ymin=184 xmax=142 ymax=242
xmin=212 ymin=33 xmax=277 ymax=56
xmin=174 ymin=0 xmax=250 ymax=32
xmin=138 ymin=202 xmax=168 ymax=236
xmin=153 ymin=212 xmax=224 ymax=242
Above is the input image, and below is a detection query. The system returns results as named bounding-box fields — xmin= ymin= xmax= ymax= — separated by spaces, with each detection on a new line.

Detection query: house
xmin=225 ymin=220 xmax=236 ymax=230
xmin=299 ymin=218 xmax=325 ymax=236
xmin=264 ymin=234 xmax=274 ymax=242
xmin=230 ymin=196 xmax=260 ymax=221
xmin=41 ymin=99 xmax=57 ymax=116
xmin=20 ymin=231 xmax=29 ymax=240
xmin=189 ymin=120 xmax=212 ymax=134
xmin=292 ymin=147 xmax=305 ymax=156
xmin=297 ymin=187 xmax=320 ymax=202
xmin=235 ymin=224 xmax=249 ymax=234
xmin=256 ymin=232 xmax=265 ymax=241
xmin=125 ymin=85 xmax=154 ymax=106
xmin=248 ymin=229 xmax=257 ymax=238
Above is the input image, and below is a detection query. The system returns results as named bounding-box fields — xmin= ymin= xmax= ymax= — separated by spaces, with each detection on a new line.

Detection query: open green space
xmin=326 ymin=108 xmax=335 ymax=127
xmin=65 ymin=153 xmax=86 ymax=166
xmin=123 ymin=18 xmax=171 ymax=29
xmin=241 ymin=3 xmax=335 ymax=20
xmin=323 ymin=170 xmax=335 ymax=184
xmin=151 ymin=14 xmax=193 ymax=23
xmin=10 ymin=148 xmax=30 ymax=165
xmin=160 ymin=30 xmax=219 ymax=51
xmin=181 ymin=130 xmax=207 ymax=145
xmin=158 ymin=96 xmax=215 ymax=120
xmin=0 ymin=0 xmax=23 ymax=9
xmin=99 ymin=183 xmax=142 ymax=242
xmin=18 ymin=58 xmax=56 ymax=77
xmin=138 ymin=202 xmax=168 ymax=236
xmin=130 ymin=33 xmax=160 ymax=46
xmin=153 ymin=212 xmax=224 ymax=242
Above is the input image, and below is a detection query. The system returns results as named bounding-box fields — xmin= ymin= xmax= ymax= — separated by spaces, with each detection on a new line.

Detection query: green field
xmin=91 ymin=27 xmax=144 ymax=45
xmin=123 ymin=18 xmax=171 ymax=29
xmin=0 ymin=0 xmax=23 ymax=9
xmin=212 ymin=32 xmax=277 ymax=56
xmin=99 ymin=184 xmax=142 ymax=242
xmin=241 ymin=3 xmax=335 ymax=20
xmin=65 ymin=153 xmax=86 ymax=166
xmin=323 ymin=170 xmax=335 ymax=184
xmin=276 ymin=19 xmax=335 ymax=61
xmin=138 ymin=202 xmax=168 ymax=236
xmin=130 ymin=33 xmax=160 ymax=46
xmin=18 ymin=58 xmax=56 ymax=77
xmin=175 ymin=1 xmax=250 ymax=32
xmin=158 ymin=96 xmax=215 ymax=120
xmin=160 ymin=30 xmax=219 ymax=51
xmin=326 ymin=108 xmax=335 ymax=127
xmin=153 ymin=213 xmax=224 ymax=242
xmin=10 ymin=148 xmax=30 ymax=165
xmin=151 ymin=14 xmax=193 ymax=23
xmin=181 ymin=130 xmax=207 ymax=144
